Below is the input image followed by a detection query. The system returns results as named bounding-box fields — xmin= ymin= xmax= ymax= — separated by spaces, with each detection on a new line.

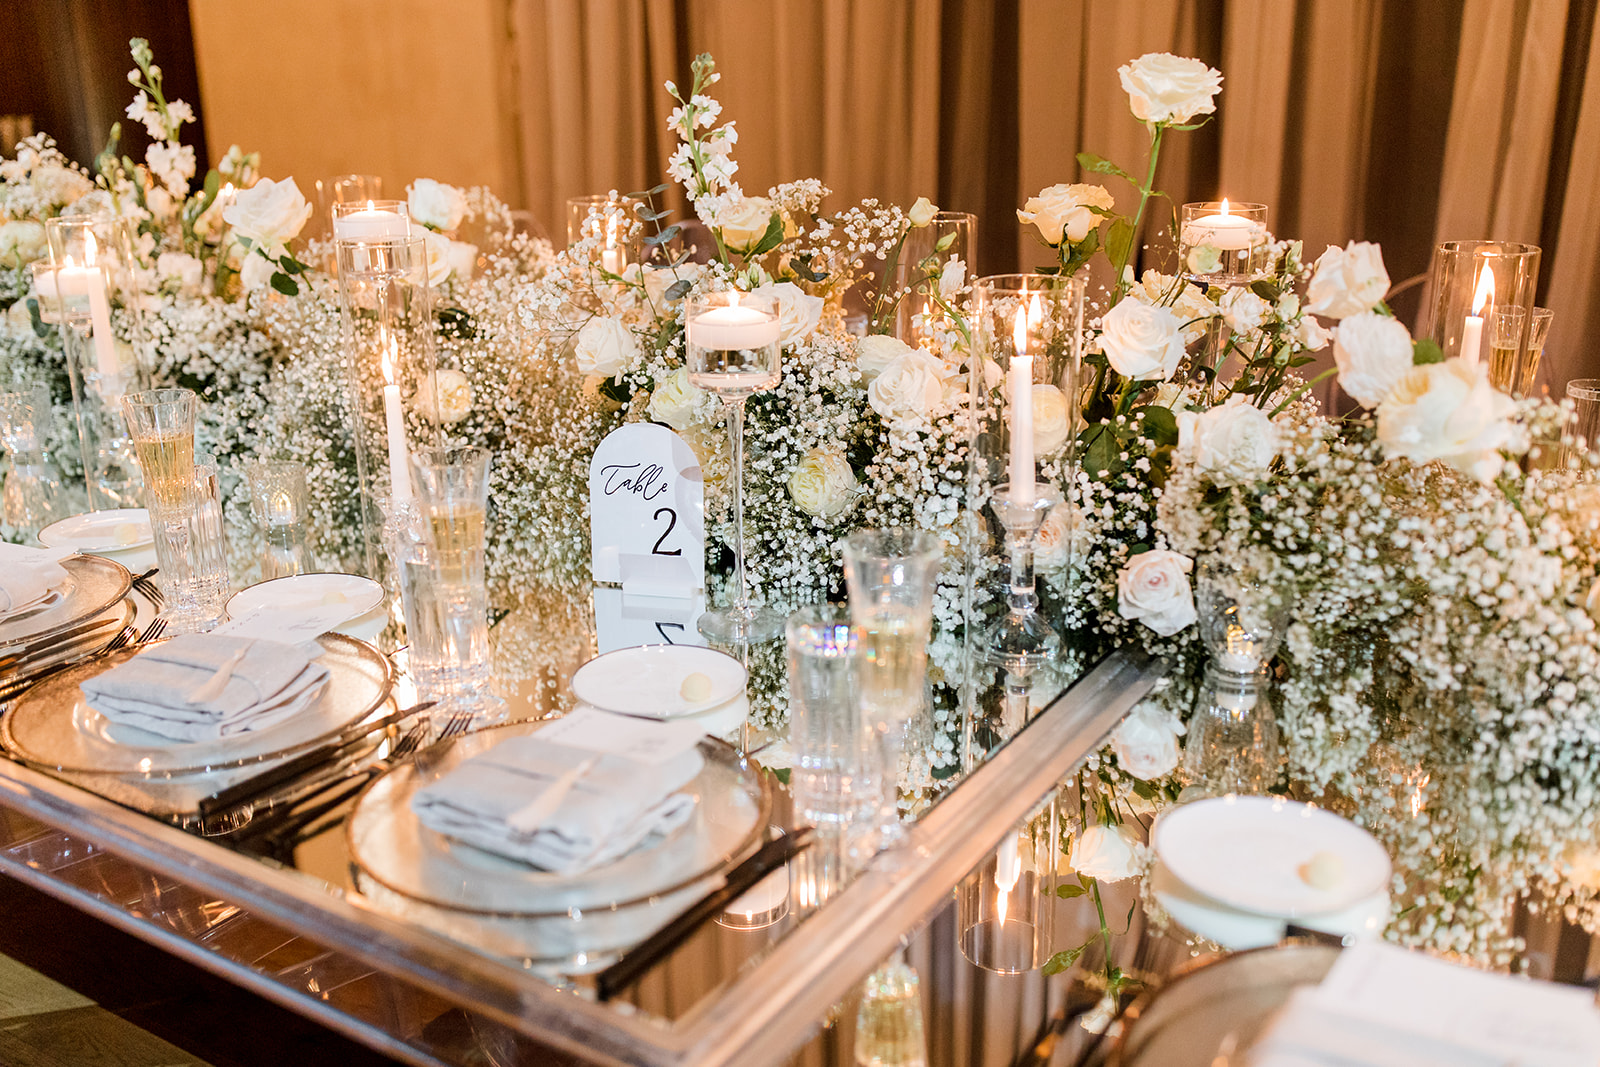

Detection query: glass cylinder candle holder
xmin=334 ymin=233 xmax=440 ymax=581
xmin=1419 ymin=241 xmax=1540 ymax=370
xmin=332 ymin=199 xmax=411 ymax=245
xmin=566 ymin=194 xmax=643 ymax=274
xmin=894 ymin=210 xmax=976 ymax=352
xmin=957 ymin=797 xmax=1058 ymax=973
xmin=44 ymin=214 xmax=147 ymax=510
xmin=1179 ymin=201 xmax=1270 ymax=285
xmin=685 ymin=290 xmax=783 ymax=643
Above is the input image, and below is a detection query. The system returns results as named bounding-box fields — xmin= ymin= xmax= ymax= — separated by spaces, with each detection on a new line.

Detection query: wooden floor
xmin=0 ymin=875 xmax=400 ymax=1067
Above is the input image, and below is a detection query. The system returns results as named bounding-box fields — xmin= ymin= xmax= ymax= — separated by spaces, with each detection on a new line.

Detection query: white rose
xmin=750 ymin=281 xmax=822 ymax=345
xmin=1116 ymin=549 xmax=1197 ymax=636
xmin=155 ymin=251 xmax=203 ymax=291
xmin=417 ymin=368 xmax=473 ymax=424
xmin=0 ymin=220 xmax=46 ymax=267
xmin=1069 ymin=823 xmax=1144 ymax=882
xmin=647 ymin=367 xmax=703 ymax=431
xmin=412 ymin=223 xmax=454 ymax=287
xmin=1376 ymin=358 xmax=1519 ymax=483
xmin=407 ymin=178 xmax=466 ymax=233
xmin=1032 ymin=384 xmax=1070 ymax=454
xmin=908 ymin=196 xmax=937 ymax=228
xmin=716 ymin=196 xmax=777 ymax=252
xmin=1177 ymin=395 xmax=1278 ymax=486
xmin=1218 ymin=287 xmax=1269 ymax=333
xmin=222 ymin=176 xmax=311 ymax=256
xmin=867 ymin=349 xmax=951 ymax=424
xmin=1111 ymin=702 xmax=1187 ymax=780
xmin=1124 ymin=269 xmax=1217 ymax=344
xmin=1016 ymin=183 xmax=1114 ymax=246
xmin=788 ymin=448 xmax=859 ymax=519
xmin=1034 ymin=503 xmax=1075 ymax=570
xmin=1100 ymin=299 xmax=1186 ymax=381
xmin=444 ymin=239 xmax=477 ymax=281
xmin=572 ymin=315 xmax=639 ymax=378
xmin=1334 ymin=311 xmax=1414 ymax=408
xmin=1306 ymin=241 xmax=1390 ymax=320
xmin=239 ymin=251 xmax=275 ymax=292
xmin=856 ymin=334 xmax=915 ymax=383
xmin=1118 ymin=53 xmax=1223 ymax=126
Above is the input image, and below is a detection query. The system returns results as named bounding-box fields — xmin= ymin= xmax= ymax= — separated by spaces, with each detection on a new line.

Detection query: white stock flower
xmin=407 ymin=178 xmax=467 ymax=232
xmin=647 ymin=367 xmax=703 ymax=431
xmin=788 ymin=448 xmax=859 ymax=519
xmin=417 ymin=368 xmax=473 ymax=424
xmin=751 ymin=281 xmax=822 ymax=345
xmin=1334 ymin=311 xmax=1414 ymax=408
xmin=1306 ymin=241 xmax=1390 ymax=320
xmin=1219 ymin=287 xmax=1270 ymax=333
xmin=223 ymin=176 xmax=311 ymax=256
xmin=1177 ymin=395 xmax=1279 ymax=486
xmin=1111 ymin=702 xmax=1187 ymax=780
xmin=1100 ymin=299 xmax=1186 ymax=381
xmin=1069 ymin=823 xmax=1143 ymax=882
xmin=908 ymin=196 xmax=937 ymax=227
xmin=1016 ymin=183 xmax=1114 ymax=246
xmin=1116 ymin=550 xmax=1197 ymax=636
xmin=573 ymin=315 xmax=639 ymax=378
xmin=144 ymin=142 xmax=194 ymax=196
xmin=0 ymin=220 xmax=46 ymax=267
xmin=1118 ymin=53 xmax=1223 ymax=126
xmin=1376 ymin=358 xmax=1519 ymax=483
xmin=155 ymin=251 xmax=203 ymax=291
xmin=867 ymin=348 xmax=951 ymax=424
xmin=1032 ymin=384 xmax=1070 ymax=454
xmin=856 ymin=334 xmax=915 ymax=383
xmin=716 ymin=196 xmax=777 ymax=252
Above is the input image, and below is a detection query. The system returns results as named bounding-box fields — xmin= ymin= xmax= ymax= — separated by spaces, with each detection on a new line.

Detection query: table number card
xmin=589 ymin=423 xmax=705 ymax=597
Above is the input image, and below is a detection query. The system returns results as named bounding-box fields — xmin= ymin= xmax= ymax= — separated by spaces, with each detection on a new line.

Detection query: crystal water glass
xmin=124 ymin=388 xmax=217 ymax=628
xmin=686 ymin=291 xmax=784 ymax=643
xmin=1195 ymin=555 xmax=1292 ymax=674
xmin=144 ymin=453 xmax=230 ymax=634
xmin=245 ymin=459 xmax=316 ymax=579
xmin=842 ymin=528 xmax=941 ymax=849
xmin=401 ymin=446 xmax=505 ymax=729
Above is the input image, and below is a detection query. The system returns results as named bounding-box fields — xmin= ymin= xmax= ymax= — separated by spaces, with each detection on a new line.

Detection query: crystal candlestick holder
xmin=984 ymin=482 xmax=1064 ymax=671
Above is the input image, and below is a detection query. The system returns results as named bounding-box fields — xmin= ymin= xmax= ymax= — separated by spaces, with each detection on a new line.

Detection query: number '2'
xmin=651 ymin=507 xmax=682 ymax=556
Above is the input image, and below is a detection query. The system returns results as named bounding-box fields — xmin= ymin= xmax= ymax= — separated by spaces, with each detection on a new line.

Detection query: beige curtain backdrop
xmin=190 ymin=0 xmax=1600 ymax=389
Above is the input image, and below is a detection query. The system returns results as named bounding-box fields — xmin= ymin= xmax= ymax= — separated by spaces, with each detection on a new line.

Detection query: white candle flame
xmin=994 ymin=833 xmax=1023 ymax=927
xmin=1219 ymin=197 xmax=1231 ymax=216
xmin=380 ymin=339 xmax=398 ymax=384
xmin=83 ymin=230 xmax=98 ymax=266
xmin=1012 ymin=303 xmax=1028 ymax=356
xmin=1472 ymin=265 xmax=1495 ymax=315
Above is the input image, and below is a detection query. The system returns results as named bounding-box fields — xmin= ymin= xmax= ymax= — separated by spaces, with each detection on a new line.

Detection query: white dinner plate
xmin=226 ymin=573 xmax=385 ymax=628
xmin=570 ymin=644 xmax=747 ymax=718
xmin=1152 ymin=795 xmax=1392 ymax=918
xmin=1150 ymin=859 xmax=1389 ymax=950
xmin=38 ymin=509 xmax=154 ymax=554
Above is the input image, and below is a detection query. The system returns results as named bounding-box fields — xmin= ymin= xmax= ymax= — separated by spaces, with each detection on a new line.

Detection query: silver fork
xmin=131 ymin=568 xmax=164 ymax=609
xmin=102 ymin=624 xmax=138 ymax=653
xmin=436 ymin=708 xmax=476 ymax=741
xmin=137 ymin=617 xmax=168 ymax=644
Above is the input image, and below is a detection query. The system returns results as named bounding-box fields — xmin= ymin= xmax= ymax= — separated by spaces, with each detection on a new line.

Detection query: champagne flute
xmin=121 ymin=388 xmax=198 ymax=615
xmin=685 ymin=292 xmax=785 ymax=643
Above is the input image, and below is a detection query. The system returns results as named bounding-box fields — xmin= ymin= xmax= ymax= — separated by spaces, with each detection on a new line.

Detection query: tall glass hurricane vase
xmin=685 ymin=291 xmax=784 ymax=643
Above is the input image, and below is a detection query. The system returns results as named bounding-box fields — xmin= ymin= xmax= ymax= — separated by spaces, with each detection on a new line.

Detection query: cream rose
xmin=1069 ymin=823 xmax=1143 ymax=882
xmin=1034 ymin=503 xmax=1075 ymax=570
xmin=239 ymin=252 xmax=275 ymax=292
xmin=1100 ymin=299 xmax=1186 ymax=381
xmin=407 ymin=178 xmax=467 ymax=233
xmin=1334 ymin=311 xmax=1414 ymax=408
xmin=788 ymin=448 xmax=859 ymax=520
xmin=417 ymin=368 xmax=474 ymax=424
xmin=412 ymin=223 xmax=454 ymax=287
xmin=1032 ymin=384 xmax=1070 ymax=454
xmin=572 ymin=315 xmax=639 ymax=378
xmin=1111 ymin=702 xmax=1187 ymax=780
xmin=1376 ymin=358 xmax=1519 ymax=483
xmin=1016 ymin=183 xmax=1114 ymax=246
xmin=0 ymin=220 xmax=46 ymax=267
xmin=716 ymin=196 xmax=777 ymax=252
xmin=1117 ymin=549 xmax=1197 ymax=636
xmin=1177 ymin=395 xmax=1279 ymax=486
xmin=647 ymin=367 xmax=704 ymax=431
xmin=856 ymin=334 xmax=915 ymax=383
xmin=908 ymin=196 xmax=937 ymax=228
xmin=751 ymin=281 xmax=823 ymax=345
xmin=1118 ymin=53 xmax=1223 ymax=126
xmin=1306 ymin=241 xmax=1390 ymax=320
xmin=222 ymin=176 xmax=312 ymax=255
xmin=444 ymin=239 xmax=478 ymax=282
xmin=867 ymin=349 xmax=951 ymax=424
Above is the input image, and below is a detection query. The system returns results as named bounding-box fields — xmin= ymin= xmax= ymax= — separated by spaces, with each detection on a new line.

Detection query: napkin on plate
xmin=411 ymin=735 xmax=704 ymax=876
xmin=0 ymin=543 xmax=71 ymax=615
xmin=81 ymin=633 xmax=329 ymax=742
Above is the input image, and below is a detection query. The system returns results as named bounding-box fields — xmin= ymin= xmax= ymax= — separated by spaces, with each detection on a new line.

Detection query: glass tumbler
xmin=245 ymin=459 xmax=316 ymax=579
xmin=400 ymin=446 xmax=505 ymax=729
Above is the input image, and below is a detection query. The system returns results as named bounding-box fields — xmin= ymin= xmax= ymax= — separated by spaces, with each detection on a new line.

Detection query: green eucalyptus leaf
xmin=643 ymin=224 xmax=681 ymax=247
xmin=1083 ymin=422 xmax=1120 ymax=476
xmin=663 ymin=278 xmax=692 ymax=302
